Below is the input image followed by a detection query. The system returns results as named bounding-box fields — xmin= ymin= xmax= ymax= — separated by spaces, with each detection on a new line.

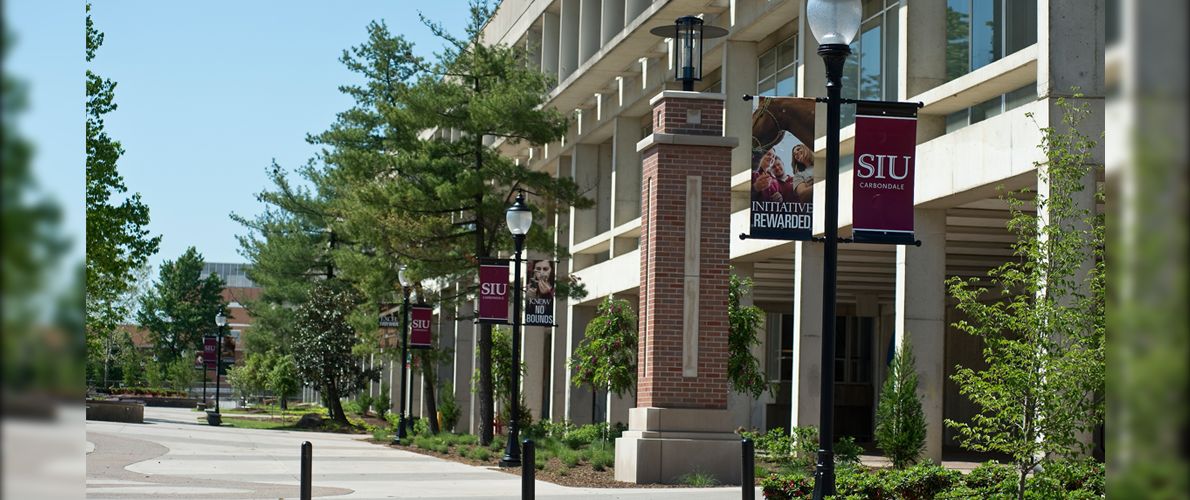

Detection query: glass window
xmin=945 ymin=83 xmax=1037 ymax=132
xmin=757 ymin=36 xmax=799 ymax=97
xmin=947 ymin=0 xmax=1037 ymax=81
xmin=840 ymin=0 xmax=900 ymax=126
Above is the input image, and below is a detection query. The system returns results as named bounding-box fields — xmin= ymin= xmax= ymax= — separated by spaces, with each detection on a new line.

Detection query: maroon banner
xmin=202 ymin=336 xmax=218 ymax=366
xmin=477 ymin=259 xmax=510 ymax=324
xmin=852 ymin=102 xmax=919 ymax=245
xmin=409 ymin=305 xmax=433 ymax=348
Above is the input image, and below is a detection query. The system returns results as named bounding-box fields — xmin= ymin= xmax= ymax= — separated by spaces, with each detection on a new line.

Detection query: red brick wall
xmin=651 ymin=97 xmax=725 ymax=136
xmin=638 ymin=96 xmax=732 ymax=409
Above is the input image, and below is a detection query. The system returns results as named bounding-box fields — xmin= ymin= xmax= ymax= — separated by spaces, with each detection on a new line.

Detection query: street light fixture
xmin=392 ymin=266 xmax=414 ymax=445
xmin=499 ymin=191 xmax=532 ymax=467
xmin=649 ymin=16 xmax=728 ymax=91
xmin=805 ymin=0 xmax=861 ymax=498
xmin=209 ymin=311 xmax=228 ymax=426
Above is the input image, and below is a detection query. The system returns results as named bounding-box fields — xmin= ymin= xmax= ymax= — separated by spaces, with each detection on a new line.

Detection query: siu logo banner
xmin=409 ymin=305 xmax=433 ymax=348
xmin=201 ymin=336 xmax=217 ymax=368
xmin=749 ymin=96 xmax=817 ymax=240
xmin=477 ymin=259 xmax=510 ymax=324
xmin=852 ymin=102 xmax=919 ymax=244
xmin=524 ymin=260 xmax=556 ymax=327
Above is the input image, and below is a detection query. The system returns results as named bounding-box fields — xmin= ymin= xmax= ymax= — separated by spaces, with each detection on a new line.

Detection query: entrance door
xmin=834 ymin=316 xmax=875 ymax=441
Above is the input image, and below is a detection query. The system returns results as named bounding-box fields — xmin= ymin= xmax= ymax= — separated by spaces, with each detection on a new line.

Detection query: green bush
xmin=437 ymin=382 xmax=460 ymax=431
xmin=412 ymin=417 xmax=430 ymax=436
xmin=472 ymin=447 xmax=491 ymax=461
xmin=835 ymin=436 xmax=863 ymax=467
xmin=1025 ymin=458 xmax=1104 ymax=499
xmin=372 ymin=428 xmax=389 ymax=441
xmin=875 ymin=336 xmax=928 ymax=469
xmin=677 ymin=471 xmax=719 ymax=486
xmin=884 ymin=462 xmax=962 ymax=500
xmin=590 ymin=449 xmax=614 ymax=471
xmin=356 ymin=392 xmax=374 ymax=416
xmin=559 ymin=448 xmax=582 ymax=467
xmin=375 ymin=382 xmax=390 ymax=420
xmin=761 ymin=473 xmax=813 ymax=500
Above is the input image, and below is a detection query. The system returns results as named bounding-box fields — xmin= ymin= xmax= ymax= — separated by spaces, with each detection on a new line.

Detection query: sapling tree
xmin=569 ymin=297 xmax=638 ymax=402
xmin=728 ymin=272 xmax=772 ymax=399
xmin=875 ymin=336 xmax=927 ymax=469
xmin=945 ymin=96 xmax=1104 ymax=500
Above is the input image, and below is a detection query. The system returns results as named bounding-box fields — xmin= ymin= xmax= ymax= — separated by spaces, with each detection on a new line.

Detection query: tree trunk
xmin=1017 ymin=467 xmax=1028 ymax=500
xmin=473 ymin=92 xmax=494 ymax=446
xmin=280 ymin=395 xmax=288 ymax=411
xmin=326 ymin=385 xmax=347 ymax=424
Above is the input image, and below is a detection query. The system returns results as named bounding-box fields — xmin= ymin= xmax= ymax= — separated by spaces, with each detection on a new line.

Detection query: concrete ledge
xmin=636 ymin=133 xmax=740 ymax=152
xmin=649 ymin=90 xmax=727 ymax=105
xmin=614 ymin=432 xmax=742 ymax=484
xmin=627 ymin=407 xmax=733 ymax=433
xmin=86 ymin=400 xmax=144 ymax=424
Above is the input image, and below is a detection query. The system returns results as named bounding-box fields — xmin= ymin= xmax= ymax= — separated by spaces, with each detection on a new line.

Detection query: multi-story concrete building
xmin=393 ymin=0 xmax=1107 ymax=474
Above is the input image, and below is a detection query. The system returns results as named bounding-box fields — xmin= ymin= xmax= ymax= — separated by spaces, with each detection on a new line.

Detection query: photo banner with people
xmin=523 ymin=259 xmax=556 ymax=327
xmin=477 ymin=259 xmax=510 ymax=324
xmin=851 ymin=101 xmax=919 ymax=245
xmin=409 ymin=305 xmax=433 ymax=348
xmin=749 ymin=96 xmax=817 ymax=240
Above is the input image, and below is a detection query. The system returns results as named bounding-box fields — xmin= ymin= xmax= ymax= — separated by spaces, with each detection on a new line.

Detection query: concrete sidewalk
xmin=87 ymin=407 xmax=761 ymax=499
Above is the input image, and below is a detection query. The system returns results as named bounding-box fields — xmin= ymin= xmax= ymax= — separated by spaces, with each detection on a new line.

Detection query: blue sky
xmin=7 ymin=1 xmax=470 ymax=273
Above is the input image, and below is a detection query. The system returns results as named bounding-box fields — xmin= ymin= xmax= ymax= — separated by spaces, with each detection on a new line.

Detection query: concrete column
xmin=612 ymin=116 xmax=643 ymax=226
xmin=550 ymin=159 xmax=573 ymax=422
xmin=541 ymin=11 xmax=560 ymax=78
xmin=723 ymin=40 xmax=758 ymax=175
xmin=790 ymin=241 xmax=822 ymax=430
xmin=559 ymin=0 xmax=580 ymax=81
xmin=894 ymin=208 xmax=947 ymax=463
xmin=579 ymin=0 xmax=602 ymax=65
xmin=453 ymin=299 xmax=477 ymax=434
xmin=600 ymin=0 xmax=625 ymax=45
xmin=625 ymin=0 xmax=650 ymax=26
xmin=597 ymin=141 xmax=614 ymax=234
xmin=897 ymin=0 xmax=947 ymax=99
xmin=897 ymin=0 xmax=947 ymax=140
xmin=564 ymin=304 xmax=596 ymax=424
xmin=523 ymin=326 xmax=548 ymax=421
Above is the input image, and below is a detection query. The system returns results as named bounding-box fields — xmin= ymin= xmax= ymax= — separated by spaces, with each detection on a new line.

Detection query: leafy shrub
xmin=761 ymin=473 xmax=813 ymax=500
xmin=490 ymin=435 xmax=506 ymax=452
xmin=937 ymin=460 xmax=1015 ymax=499
xmin=590 ymin=449 xmax=614 ymax=471
xmin=834 ymin=436 xmax=863 ymax=467
xmin=356 ymin=391 xmax=374 ymax=416
xmin=472 ymin=447 xmax=491 ymax=461
xmin=1025 ymin=458 xmax=1104 ymax=499
xmin=562 ymin=423 xmax=607 ymax=449
xmin=677 ymin=471 xmax=719 ymax=486
xmin=371 ymin=428 xmax=389 ymax=441
xmin=412 ymin=417 xmax=430 ymax=436
xmin=884 ymin=462 xmax=962 ymax=500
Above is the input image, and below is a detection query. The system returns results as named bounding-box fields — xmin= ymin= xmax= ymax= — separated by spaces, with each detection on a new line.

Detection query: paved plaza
xmin=86 ymin=407 xmax=762 ymax=499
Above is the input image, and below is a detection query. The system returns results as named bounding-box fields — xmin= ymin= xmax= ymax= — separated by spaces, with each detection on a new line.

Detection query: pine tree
xmin=875 ymin=336 xmax=927 ymax=469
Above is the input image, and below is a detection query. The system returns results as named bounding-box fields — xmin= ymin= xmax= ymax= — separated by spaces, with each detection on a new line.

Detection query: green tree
xmin=945 ymin=97 xmax=1104 ymax=500
xmin=875 ymin=336 xmax=927 ymax=469
xmin=728 ymin=271 xmax=771 ymax=399
xmin=165 ymin=353 xmax=197 ymax=392
xmin=309 ymin=3 xmax=592 ymax=445
xmin=268 ymin=354 xmax=300 ymax=410
xmin=570 ymin=297 xmax=637 ymax=401
xmin=228 ymin=352 xmax=274 ymax=404
xmin=85 ymin=4 xmax=160 ymax=349
xmin=291 ymin=279 xmax=377 ymax=424
xmin=136 ymin=247 xmax=228 ymax=364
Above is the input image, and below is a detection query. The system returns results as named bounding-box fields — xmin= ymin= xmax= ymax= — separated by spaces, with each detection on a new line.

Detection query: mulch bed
xmin=376 ymin=440 xmax=734 ymax=489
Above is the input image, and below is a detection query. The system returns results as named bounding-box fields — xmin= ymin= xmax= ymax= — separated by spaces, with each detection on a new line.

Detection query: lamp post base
xmin=205 ymin=410 xmax=222 ymax=426
xmin=499 ymin=456 xmax=522 ymax=468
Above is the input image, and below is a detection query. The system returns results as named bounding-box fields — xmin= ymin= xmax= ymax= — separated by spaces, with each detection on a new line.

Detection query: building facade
xmin=390 ymin=0 xmax=1107 ymax=467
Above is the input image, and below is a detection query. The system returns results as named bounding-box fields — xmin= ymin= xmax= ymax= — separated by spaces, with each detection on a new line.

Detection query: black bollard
xmin=301 ymin=441 xmax=313 ymax=500
xmin=522 ymin=439 xmax=535 ymax=500
xmin=742 ymin=438 xmax=755 ymax=500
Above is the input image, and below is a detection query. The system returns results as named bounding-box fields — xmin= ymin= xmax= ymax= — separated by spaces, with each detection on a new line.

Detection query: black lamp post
xmin=208 ymin=312 xmax=228 ymax=426
xmin=392 ymin=266 xmax=414 ymax=445
xmin=499 ymin=191 xmax=533 ymax=468
xmin=805 ymin=0 xmax=861 ymax=498
xmin=649 ymin=16 xmax=727 ymax=91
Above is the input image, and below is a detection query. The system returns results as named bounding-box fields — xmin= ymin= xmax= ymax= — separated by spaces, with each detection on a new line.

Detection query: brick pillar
xmin=614 ymin=91 xmax=741 ymax=484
